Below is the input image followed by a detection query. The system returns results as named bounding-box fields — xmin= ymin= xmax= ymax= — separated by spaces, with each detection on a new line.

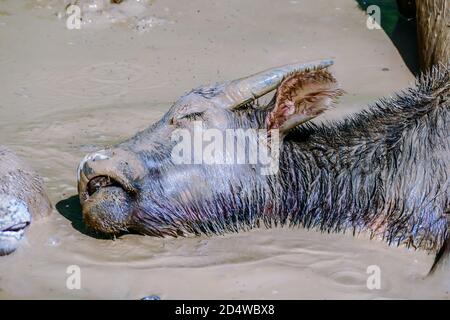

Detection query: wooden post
xmin=416 ymin=0 xmax=449 ymax=70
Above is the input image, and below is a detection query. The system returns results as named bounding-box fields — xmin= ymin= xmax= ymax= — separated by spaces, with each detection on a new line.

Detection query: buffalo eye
xmin=180 ymin=112 xmax=205 ymax=121
xmin=169 ymin=112 xmax=205 ymax=127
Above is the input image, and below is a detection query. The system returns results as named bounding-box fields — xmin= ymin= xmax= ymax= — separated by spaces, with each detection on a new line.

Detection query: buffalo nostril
xmin=77 ymin=151 xmax=110 ymax=183
xmin=87 ymin=175 xmax=125 ymax=197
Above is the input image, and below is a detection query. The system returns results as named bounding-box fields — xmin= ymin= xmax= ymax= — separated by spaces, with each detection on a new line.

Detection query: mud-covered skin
xmin=78 ymin=60 xmax=335 ymax=236
xmin=78 ymin=61 xmax=449 ymax=269
xmin=0 ymin=195 xmax=31 ymax=256
xmin=0 ymin=146 xmax=52 ymax=255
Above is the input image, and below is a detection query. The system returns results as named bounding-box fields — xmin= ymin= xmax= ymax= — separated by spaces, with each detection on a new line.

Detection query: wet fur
xmin=277 ymin=64 xmax=449 ymax=259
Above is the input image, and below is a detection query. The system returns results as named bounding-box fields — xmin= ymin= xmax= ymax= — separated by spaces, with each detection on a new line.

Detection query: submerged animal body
xmin=77 ymin=60 xmax=449 ymax=269
xmin=55 ymin=0 xmax=167 ymax=31
xmin=0 ymin=146 xmax=52 ymax=255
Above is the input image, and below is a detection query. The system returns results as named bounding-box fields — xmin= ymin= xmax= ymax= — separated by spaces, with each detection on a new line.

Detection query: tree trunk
xmin=416 ymin=0 xmax=450 ymax=70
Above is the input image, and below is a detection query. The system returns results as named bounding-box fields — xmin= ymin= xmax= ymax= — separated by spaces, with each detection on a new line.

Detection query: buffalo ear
xmin=266 ymin=68 xmax=344 ymax=134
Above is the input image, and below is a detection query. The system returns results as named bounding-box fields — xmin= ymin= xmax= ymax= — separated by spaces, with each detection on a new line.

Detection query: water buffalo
xmin=77 ymin=60 xmax=449 ymax=270
xmin=0 ymin=146 xmax=52 ymax=255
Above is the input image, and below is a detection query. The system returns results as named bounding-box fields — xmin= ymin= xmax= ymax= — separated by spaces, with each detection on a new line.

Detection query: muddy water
xmin=0 ymin=0 xmax=448 ymax=299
